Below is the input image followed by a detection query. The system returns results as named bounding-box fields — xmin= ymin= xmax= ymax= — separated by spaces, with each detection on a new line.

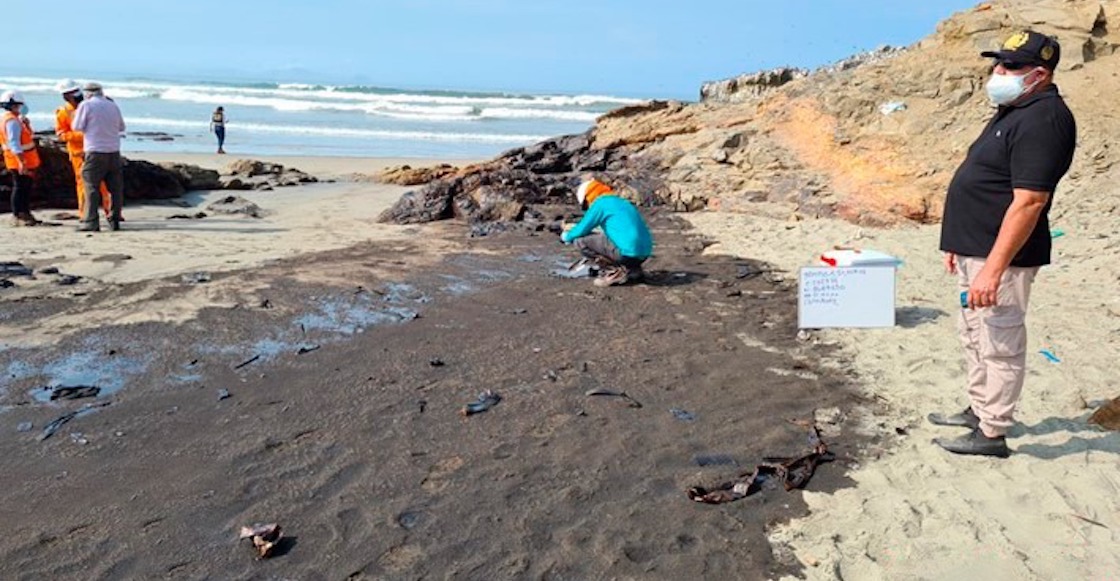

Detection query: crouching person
xmin=561 ymin=177 xmax=653 ymax=287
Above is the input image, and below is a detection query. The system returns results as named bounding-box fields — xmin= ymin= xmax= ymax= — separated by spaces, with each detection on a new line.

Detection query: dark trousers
xmin=576 ymin=234 xmax=646 ymax=269
xmin=215 ymin=126 xmax=225 ymax=148
xmin=9 ymin=172 xmax=32 ymax=215
xmin=81 ymin=152 xmax=124 ymax=224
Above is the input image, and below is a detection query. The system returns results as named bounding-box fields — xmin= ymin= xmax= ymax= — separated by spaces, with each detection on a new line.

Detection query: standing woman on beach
xmin=210 ymin=106 xmax=227 ymax=154
xmin=0 ymin=90 xmax=42 ymax=226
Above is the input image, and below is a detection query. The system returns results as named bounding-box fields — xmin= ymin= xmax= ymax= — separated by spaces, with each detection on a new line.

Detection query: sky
xmin=9 ymin=0 xmax=979 ymax=99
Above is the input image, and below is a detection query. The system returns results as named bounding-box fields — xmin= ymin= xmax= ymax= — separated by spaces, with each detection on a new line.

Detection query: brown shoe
xmin=593 ymin=265 xmax=629 ymax=287
xmin=15 ymin=213 xmax=41 ymax=227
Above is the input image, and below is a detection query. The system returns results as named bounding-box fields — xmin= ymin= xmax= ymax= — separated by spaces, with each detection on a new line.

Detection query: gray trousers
xmin=81 ymin=152 xmax=123 ymax=224
xmin=576 ymin=234 xmax=646 ymax=269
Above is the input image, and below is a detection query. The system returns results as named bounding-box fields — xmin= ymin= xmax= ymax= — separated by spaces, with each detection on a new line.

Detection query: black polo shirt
xmin=940 ymin=84 xmax=1076 ymax=267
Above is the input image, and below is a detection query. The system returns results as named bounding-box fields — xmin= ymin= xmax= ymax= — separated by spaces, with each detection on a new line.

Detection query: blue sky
xmin=10 ymin=0 xmax=978 ymax=98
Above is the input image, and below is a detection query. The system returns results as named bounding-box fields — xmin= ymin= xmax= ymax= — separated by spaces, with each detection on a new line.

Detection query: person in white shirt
xmin=72 ymin=81 xmax=125 ymax=231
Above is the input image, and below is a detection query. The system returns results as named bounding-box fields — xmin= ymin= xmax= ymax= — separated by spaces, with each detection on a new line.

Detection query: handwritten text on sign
xmin=798 ymin=266 xmax=895 ymax=328
xmin=800 ymin=268 xmax=868 ymax=307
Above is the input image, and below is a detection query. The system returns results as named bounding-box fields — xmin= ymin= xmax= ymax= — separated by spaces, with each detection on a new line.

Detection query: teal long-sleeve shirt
xmin=561 ymin=195 xmax=653 ymax=259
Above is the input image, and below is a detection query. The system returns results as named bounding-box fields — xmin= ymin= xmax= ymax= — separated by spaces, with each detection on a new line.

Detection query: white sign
xmin=798 ymin=266 xmax=896 ymax=328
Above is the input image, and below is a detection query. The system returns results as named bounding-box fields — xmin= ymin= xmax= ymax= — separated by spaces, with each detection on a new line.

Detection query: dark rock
xmin=182 ymin=272 xmax=211 ymax=284
xmin=4 ymin=139 xmax=188 ymax=210
xmin=469 ymin=186 xmax=525 ymax=222
xmin=91 ymin=254 xmax=133 ymax=263
xmin=166 ymin=212 xmax=208 ymax=220
xmin=129 ymin=131 xmax=178 ymax=142
xmin=218 ymin=176 xmax=251 ymax=190
xmin=378 ymin=124 xmax=673 ymax=228
xmin=122 ymin=159 xmax=186 ymax=201
xmin=158 ymin=163 xmax=222 ymax=190
xmin=1 ymin=262 xmax=34 ymax=277
xmin=378 ymin=181 xmax=456 ymax=224
xmin=223 ymin=159 xmax=317 ymax=188
xmin=48 ymin=385 xmax=100 ymax=400
xmin=226 ymin=159 xmax=282 ymax=177
xmin=206 ymin=195 xmax=264 ymax=218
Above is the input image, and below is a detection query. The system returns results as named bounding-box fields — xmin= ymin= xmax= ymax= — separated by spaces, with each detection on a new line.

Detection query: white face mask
xmin=985 ymin=69 xmax=1040 ymax=106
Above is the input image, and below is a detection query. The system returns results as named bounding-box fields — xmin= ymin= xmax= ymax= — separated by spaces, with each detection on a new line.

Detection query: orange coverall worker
xmin=1 ymin=110 xmax=40 ymax=170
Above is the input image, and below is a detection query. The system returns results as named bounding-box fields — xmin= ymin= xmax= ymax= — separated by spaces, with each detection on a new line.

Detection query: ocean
xmin=1 ymin=74 xmax=644 ymax=159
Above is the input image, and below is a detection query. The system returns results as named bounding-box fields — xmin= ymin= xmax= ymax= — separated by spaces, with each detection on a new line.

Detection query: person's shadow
xmin=1010 ymin=411 xmax=1120 ymax=459
xmin=639 ymin=270 xmax=708 ymax=287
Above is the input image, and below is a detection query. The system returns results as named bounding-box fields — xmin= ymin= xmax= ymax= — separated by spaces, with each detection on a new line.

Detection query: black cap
xmin=981 ymin=30 xmax=1061 ymax=70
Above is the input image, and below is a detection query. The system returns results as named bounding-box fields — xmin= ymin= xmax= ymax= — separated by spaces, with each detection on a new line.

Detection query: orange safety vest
xmin=0 ymin=111 xmax=40 ymax=171
xmin=55 ymin=102 xmax=84 ymax=156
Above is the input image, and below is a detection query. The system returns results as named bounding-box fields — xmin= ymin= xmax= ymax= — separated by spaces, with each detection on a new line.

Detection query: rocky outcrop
xmin=122 ymin=160 xmax=186 ymax=201
xmin=159 ymin=163 xmax=222 ymax=190
xmin=378 ymin=131 xmax=670 ymax=227
xmin=700 ymin=67 xmax=808 ymax=103
xmin=206 ymin=195 xmax=265 ymax=218
xmin=219 ymin=159 xmax=319 ymax=191
xmin=376 ymin=164 xmax=458 ymax=186
xmin=0 ymin=140 xmax=186 ymax=212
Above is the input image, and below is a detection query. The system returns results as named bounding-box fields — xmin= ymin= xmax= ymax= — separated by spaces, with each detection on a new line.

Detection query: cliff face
xmin=382 ymin=0 xmax=1119 ymax=227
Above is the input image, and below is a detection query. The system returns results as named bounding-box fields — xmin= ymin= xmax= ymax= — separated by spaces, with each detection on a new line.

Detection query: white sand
xmin=685 ymin=210 xmax=1120 ymax=579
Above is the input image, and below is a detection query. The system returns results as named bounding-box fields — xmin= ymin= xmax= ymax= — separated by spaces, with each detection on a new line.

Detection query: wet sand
xmin=0 ymin=194 xmax=870 ymax=579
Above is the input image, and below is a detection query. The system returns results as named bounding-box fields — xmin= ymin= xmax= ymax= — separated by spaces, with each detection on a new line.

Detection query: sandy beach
xmin=685 ymin=209 xmax=1120 ymax=580
xmin=9 ymin=0 xmax=1118 ymax=577
xmin=2 ymin=150 xmax=1117 ymax=579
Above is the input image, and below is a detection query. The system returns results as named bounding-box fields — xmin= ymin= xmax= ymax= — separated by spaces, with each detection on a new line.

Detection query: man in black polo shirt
xmin=930 ymin=30 xmax=1077 ymax=457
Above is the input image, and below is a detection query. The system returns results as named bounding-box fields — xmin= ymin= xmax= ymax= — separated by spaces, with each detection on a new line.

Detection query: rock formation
xmin=0 ymin=141 xmax=320 ymax=212
xmin=218 ymin=159 xmax=318 ymax=191
xmin=376 ymin=164 xmax=458 ymax=186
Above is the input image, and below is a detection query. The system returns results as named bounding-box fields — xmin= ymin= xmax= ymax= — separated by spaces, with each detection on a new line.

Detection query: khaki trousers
xmin=957 ymin=257 xmax=1039 ymax=437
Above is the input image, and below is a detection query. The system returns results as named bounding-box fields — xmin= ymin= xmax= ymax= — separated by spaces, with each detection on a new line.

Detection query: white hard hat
xmin=576 ymin=180 xmax=591 ymax=205
xmin=1 ymin=90 xmax=25 ymax=105
xmin=56 ymin=79 xmax=81 ymax=94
